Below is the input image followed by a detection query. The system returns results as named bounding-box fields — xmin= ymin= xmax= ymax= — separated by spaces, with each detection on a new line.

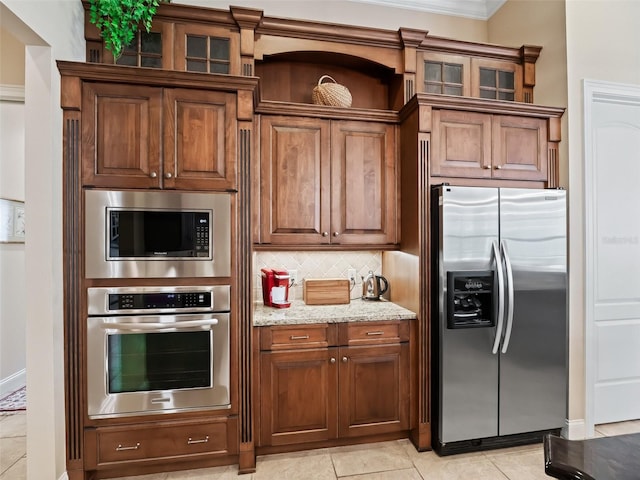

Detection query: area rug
xmin=0 ymin=386 xmax=26 ymax=413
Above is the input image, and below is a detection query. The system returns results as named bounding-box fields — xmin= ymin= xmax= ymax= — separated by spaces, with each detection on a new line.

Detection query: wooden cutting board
xmin=303 ymin=278 xmax=351 ymax=305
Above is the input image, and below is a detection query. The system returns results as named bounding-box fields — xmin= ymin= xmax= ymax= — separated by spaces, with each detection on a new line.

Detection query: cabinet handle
xmin=366 ymin=331 xmax=385 ymax=336
xmin=333 ymin=232 xmax=340 ymax=237
xmin=342 ymin=356 xmax=348 ymax=363
xmin=494 ymin=165 xmax=502 ymax=170
xmin=165 ymin=172 xmax=173 ymax=178
xmin=150 ymin=171 xmax=158 ymax=178
xmin=187 ymin=436 xmax=209 ymax=445
xmin=484 ymin=165 xmax=491 ymax=170
xmin=290 ymin=335 xmax=310 ymax=340
xmin=115 ymin=443 xmax=140 ymax=451
xmin=330 ymin=357 xmax=336 ymax=364
xmin=322 ymin=232 xmax=329 ymax=237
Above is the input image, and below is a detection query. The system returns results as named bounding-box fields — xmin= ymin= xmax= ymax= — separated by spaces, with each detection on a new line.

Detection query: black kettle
xmin=361 ymin=271 xmax=389 ymax=300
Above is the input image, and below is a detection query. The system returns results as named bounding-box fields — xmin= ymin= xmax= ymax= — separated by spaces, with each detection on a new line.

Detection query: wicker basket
xmin=312 ymin=75 xmax=352 ymax=108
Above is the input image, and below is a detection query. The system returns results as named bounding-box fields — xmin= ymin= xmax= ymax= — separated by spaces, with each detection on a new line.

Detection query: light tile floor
xmin=1 ymin=413 xmax=639 ymax=480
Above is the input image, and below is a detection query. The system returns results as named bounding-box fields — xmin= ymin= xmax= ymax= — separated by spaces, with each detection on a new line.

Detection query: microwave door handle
xmin=491 ymin=240 xmax=505 ymax=354
xmin=500 ymin=240 xmax=515 ymax=354
xmin=102 ymin=318 xmax=219 ymax=332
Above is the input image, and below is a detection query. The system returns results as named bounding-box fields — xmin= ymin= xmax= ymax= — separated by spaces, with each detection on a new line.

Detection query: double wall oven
xmin=84 ymin=190 xmax=233 ymax=419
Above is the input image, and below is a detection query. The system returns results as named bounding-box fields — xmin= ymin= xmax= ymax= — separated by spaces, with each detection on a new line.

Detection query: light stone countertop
xmin=253 ymin=298 xmax=417 ymax=326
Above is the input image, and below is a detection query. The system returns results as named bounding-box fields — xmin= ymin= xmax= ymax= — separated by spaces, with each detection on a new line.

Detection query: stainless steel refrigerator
xmin=431 ymin=185 xmax=567 ymax=455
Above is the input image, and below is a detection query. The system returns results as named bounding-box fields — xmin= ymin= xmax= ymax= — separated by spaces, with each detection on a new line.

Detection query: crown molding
xmin=0 ymin=84 xmax=25 ymax=102
xmin=347 ymin=0 xmax=507 ymax=20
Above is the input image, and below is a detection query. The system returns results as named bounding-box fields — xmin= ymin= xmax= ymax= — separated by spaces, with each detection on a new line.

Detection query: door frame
xmin=583 ymin=78 xmax=640 ymax=436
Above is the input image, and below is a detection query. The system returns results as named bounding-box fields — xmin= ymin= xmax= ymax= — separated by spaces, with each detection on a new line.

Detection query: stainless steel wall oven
xmin=85 ymin=190 xmax=231 ymax=279
xmin=87 ymin=285 xmax=231 ymax=419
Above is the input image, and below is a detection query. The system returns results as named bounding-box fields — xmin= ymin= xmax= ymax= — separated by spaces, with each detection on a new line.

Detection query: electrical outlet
xmin=288 ymin=269 xmax=298 ymax=286
xmin=347 ymin=268 xmax=357 ymax=284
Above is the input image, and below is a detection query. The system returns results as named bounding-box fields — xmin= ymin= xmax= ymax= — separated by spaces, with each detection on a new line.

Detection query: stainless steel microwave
xmin=85 ymin=190 xmax=231 ymax=279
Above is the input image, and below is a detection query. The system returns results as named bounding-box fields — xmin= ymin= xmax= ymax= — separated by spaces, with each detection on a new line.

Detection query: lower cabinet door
xmin=338 ymin=343 xmax=409 ymax=438
xmin=260 ymin=348 xmax=338 ymax=446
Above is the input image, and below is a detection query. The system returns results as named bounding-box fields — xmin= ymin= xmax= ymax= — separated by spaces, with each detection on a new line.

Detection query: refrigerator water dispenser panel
xmin=447 ymin=271 xmax=494 ymax=329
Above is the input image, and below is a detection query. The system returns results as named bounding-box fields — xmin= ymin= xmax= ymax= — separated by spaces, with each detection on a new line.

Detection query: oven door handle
xmin=102 ymin=318 xmax=219 ymax=332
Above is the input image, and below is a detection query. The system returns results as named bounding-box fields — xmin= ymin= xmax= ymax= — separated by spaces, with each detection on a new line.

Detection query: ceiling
xmin=348 ymin=0 xmax=507 ymax=20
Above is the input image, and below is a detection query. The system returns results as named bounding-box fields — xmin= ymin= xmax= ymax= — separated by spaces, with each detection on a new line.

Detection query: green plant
xmin=89 ymin=0 xmax=170 ymax=60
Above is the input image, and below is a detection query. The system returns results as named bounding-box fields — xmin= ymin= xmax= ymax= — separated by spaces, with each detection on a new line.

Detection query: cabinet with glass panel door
xmin=85 ymin=18 xmax=240 ymax=76
xmin=418 ymin=52 xmax=526 ymax=103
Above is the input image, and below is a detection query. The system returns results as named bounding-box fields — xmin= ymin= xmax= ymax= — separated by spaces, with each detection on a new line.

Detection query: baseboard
xmin=563 ymin=418 xmax=586 ymax=440
xmin=0 ymin=369 xmax=26 ymax=397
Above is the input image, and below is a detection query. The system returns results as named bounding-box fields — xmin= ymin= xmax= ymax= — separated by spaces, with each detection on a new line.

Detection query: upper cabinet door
xmin=471 ymin=58 xmax=523 ymax=103
xmin=259 ymin=116 xmax=331 ymax=245
xmin=431 ymin=110 xmax=492 ymax=178
xmin=330 ymin=121 xmax=397 ymax=245
xmin=82 ymin=82 xmax=162 ymax=189
xmin=174 ymin=24 xmax=241 ymax=76
xmin=491 ymin=115 xmax=547 ymax=181
xmin=163 ymin=89 xmax=237 ymax=190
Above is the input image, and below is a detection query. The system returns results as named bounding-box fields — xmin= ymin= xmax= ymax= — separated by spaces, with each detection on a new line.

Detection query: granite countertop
xmin=253 ymin=298 xmax=417 ymax=326
xmin=544 ymin=432 xmax=640 ymax=480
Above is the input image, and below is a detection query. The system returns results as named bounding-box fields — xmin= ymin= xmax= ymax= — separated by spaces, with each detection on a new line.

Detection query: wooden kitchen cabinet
xmin=257 ymin=321 xmax=410 ymax=448
xmin=416 ymin=44 xmax=535 ymax=103
xmin=431 ymin=109 xmax=548 ymax=182
xmin=258 ymin=115 xmax=397 ymax=247
xmin=338 ymin=343 xmax=409 ymax=438
xmin=260 ymin=348 xmax=338 ymax=446
xmin=82 ymin=82 xmax=237 ymax=190
xmin=84 ymin=417 xmax=238 ymax=470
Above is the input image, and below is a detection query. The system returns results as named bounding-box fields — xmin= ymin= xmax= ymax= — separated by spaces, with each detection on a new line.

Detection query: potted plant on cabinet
xmin=88 ymin=0 xmax=170 ymax=60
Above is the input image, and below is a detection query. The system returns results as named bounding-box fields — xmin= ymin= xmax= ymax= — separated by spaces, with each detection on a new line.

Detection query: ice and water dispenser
xmin=446 ymin=271 xmax=494 ymax=329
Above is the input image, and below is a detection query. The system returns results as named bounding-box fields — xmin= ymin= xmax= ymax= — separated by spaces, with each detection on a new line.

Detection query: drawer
xmin=86 ymin=418 xmax=235 ymax=468
xmin=340 ymin=321 xmax=410 ymax=346
xmin=260 ymin=324 xmax=338 ymax=350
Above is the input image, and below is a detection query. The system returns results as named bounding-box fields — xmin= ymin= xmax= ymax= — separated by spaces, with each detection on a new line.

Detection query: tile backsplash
xmin=253 ymin=251 xmax=382 ymax=302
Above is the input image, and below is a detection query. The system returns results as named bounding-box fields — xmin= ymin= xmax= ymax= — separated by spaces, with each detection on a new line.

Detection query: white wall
xmin=0 ymin=2 xmax=84 ymax=479
xmin=177 ymin=0 xmax=490 ymax=42
xmin=0 ymin=95 xmax=26 ymax=396
xmin=564 ymin=0 xmax=640 ymax=437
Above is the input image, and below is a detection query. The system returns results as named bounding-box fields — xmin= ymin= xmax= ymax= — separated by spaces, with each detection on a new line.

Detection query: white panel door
xmin=586 ymin=81 xmax=640 ymax=425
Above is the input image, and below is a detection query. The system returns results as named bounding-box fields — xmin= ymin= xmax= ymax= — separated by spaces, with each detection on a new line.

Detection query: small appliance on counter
xmin=361 ymin=271 xmax=389 ymax=300
xmin=261 ymin=268 xmax=292 ymax=308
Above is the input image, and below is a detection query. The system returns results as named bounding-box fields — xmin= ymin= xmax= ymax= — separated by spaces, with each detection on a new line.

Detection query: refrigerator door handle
xmin=491 ymin=240 xmax=505 ymax=354
xmin=500 ymin=240 xmax=515 ymax=354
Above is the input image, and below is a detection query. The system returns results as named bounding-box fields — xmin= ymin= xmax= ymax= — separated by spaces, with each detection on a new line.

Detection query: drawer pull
xmin=366 ymin=331 xmax=385 ymax=336
xmin=330 ymin=357 xmax=336 ymax=364
xmin=115 ymin=443 xmax=140 ymax=452
xmin=342 ymin=356 xmax=348 ymax=363
xmin=290 ymin=335 xmax=310 ymax=340
xmin=187 ymin=436 xmax=209 ymax=445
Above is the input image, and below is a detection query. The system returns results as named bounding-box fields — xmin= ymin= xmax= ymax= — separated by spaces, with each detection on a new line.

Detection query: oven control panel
xmin=87 ymin=285 xmax=231 ymax=315
xmin=109 ymin=292 xmax=211 ymax=311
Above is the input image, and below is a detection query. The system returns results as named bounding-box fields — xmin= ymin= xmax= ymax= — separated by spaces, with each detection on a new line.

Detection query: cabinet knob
xmin=322 ymin=232 xmax=329 ymax=237
xmin=494 ymin=165 xmax=502 ymax=170
xmin=342 ymin=356 xmax=348 ymax=363
xmin=165 ymin=172 xmax=173 ymax=178
xmin=333 ymin=232 xmax=340 ymax=237
xmin=150 ymin=171 xmax=158 ymax=178
xmin=330 ymin=357 xmax=336 ymax=364
xmin=484 ymin=165 xmax=491 ymax=170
